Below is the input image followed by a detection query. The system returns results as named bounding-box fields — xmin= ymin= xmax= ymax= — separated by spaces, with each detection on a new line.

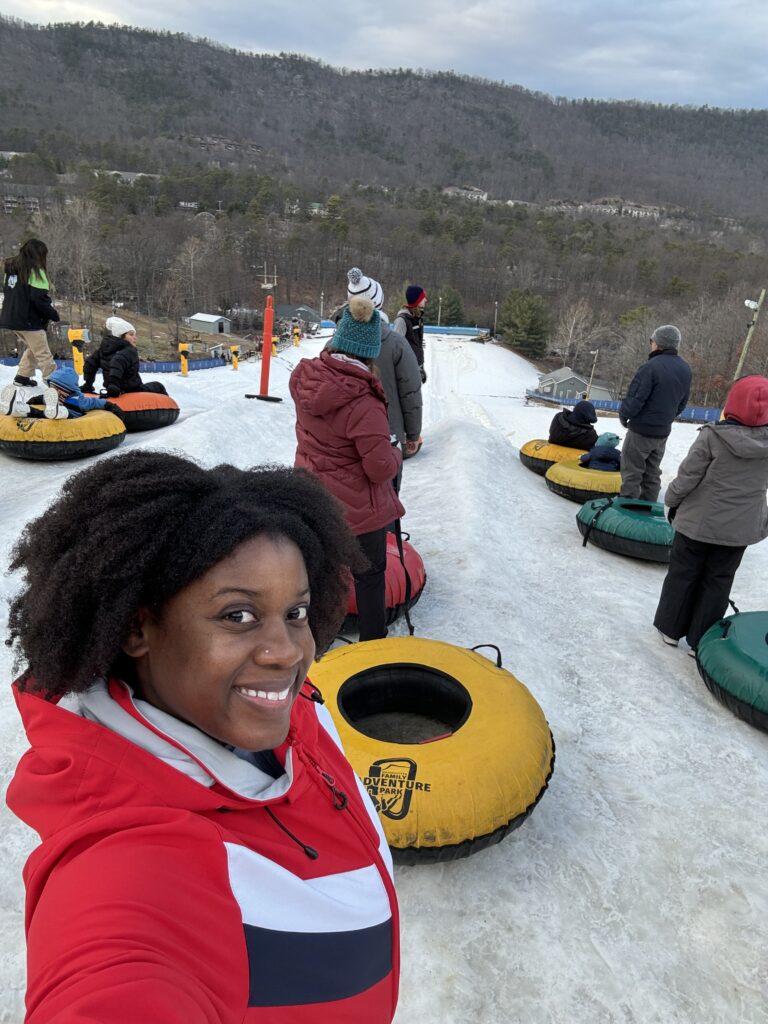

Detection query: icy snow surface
xmin=0 ymin=336 xmax=766 ymax=1023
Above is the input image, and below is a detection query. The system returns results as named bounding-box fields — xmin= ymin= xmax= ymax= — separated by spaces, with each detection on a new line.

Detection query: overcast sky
xmin=4 ymin=0 xmax=768 ymax=108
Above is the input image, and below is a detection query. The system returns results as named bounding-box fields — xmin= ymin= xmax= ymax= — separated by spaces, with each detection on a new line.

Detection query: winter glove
xmin=106 ymin=385 xmax=121 ymax=398
xmin=619 ymin=415 xmax=628 ymax=428
xmin=664 ymin=505 xmax=677 ymax=524
xmin=419 ymin=366 xmax=427 ymax=384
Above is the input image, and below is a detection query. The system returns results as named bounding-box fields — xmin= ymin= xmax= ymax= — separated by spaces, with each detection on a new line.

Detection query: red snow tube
xmin=345 ymin=533 xmax=426 ymax=628
xmin=109 ymin=391 xmax=180 ymax=432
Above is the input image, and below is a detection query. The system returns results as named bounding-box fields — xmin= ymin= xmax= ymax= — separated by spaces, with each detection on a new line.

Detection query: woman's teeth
xmin=238 ymin=686 xmax=291 ymax=701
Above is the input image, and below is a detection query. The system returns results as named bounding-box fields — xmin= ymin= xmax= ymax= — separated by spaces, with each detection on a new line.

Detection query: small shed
xmin=188 ymin=313 xmax=231 ymax=335
xmin=537 ymin=367 xmax=613 ymax=402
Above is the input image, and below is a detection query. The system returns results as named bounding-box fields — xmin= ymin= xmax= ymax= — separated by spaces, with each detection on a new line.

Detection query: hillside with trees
xmin=1 ymin=17 xmax=767 ymax=406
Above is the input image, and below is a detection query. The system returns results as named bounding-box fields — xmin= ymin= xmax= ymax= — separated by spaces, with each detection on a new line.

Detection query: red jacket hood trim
xmin=7 ymin=678 xmax=320 ymax=842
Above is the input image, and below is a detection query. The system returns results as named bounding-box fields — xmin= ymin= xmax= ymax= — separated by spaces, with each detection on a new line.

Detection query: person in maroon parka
xmin=290 ymin=296 xmax=404 ymax=641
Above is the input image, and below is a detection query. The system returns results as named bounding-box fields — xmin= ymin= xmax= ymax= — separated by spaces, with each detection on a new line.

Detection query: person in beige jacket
xmin=654 ymin=374 xmax=768 ymax=654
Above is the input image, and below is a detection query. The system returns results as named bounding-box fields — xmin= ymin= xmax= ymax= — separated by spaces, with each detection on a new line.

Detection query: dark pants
xmin=654 ymin=531 xmax=745 ymax=648
xmin=134 ymin=381 xmax=168 ymax=395
xmin=354 ymin=527 xmax=388 ymax=642
xmin=620 ymin=430 xmax=667 ymax=501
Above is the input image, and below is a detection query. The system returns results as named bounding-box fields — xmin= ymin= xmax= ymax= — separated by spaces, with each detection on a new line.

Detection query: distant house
xmin=188 ymin=313 xmax=231 ymax=335
xmin=537 ymin=367 xmax=613 ymax=402
xmin=442 ymin=185 xmax=488 ymax=202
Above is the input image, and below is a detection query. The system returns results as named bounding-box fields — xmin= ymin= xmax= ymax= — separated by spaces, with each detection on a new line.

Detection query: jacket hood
xmin=100 ymin=333 xmax=130 ymax=355
xmin=7 ymin=677 xmax=323 ymax=843
xmin=569 ymin=400 xmax=597 ymax=425
xmin=291 ymin=349 xmax=382 ymax=416
xmin=708 ymin=421 xmax=768 ymax=460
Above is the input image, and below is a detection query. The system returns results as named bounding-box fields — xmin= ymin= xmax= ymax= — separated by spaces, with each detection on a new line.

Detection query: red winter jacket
xmin=7 ymin=678 xmax=399 ymax=1024
xmin=290 ymin=351 xmax=404 ymax=534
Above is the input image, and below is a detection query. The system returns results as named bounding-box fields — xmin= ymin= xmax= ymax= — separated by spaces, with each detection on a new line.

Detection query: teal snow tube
xmin=696 ymin=612 xmax=768 ymax=732
xmin=576 ymin=497 xmax=674 ymax=563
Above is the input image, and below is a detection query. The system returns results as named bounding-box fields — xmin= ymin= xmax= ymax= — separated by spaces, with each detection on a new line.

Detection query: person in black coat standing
xmin=548 ymin=399 xmax=599 ymax=450
xmin=619 ymin=325 xmax=691 ymax=501
xmin=83 ymin=317 xmax=167 ymax=396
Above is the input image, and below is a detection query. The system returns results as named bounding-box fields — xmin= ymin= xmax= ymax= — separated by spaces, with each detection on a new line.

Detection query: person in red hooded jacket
xmin=654 ymin=374 xmax=768 ymax=655
xmin=5 ymin=451 xmax=400 ymax=1024
xmin=290 ymin=295 xmax=404 ymax=642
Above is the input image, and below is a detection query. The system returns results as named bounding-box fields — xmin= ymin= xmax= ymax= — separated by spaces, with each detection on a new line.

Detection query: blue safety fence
xmin=526 ymin=389 xmax=722 ymax=424
xmin=423 ymin=325 xmax=490 ymax=336
xmin=1 ymin=356 xmax=229 ymax=373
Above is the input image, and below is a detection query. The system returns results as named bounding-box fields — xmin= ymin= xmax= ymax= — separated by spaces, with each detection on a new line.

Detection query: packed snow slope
xmin=1 ymin=336 xmax=766 ymax=1023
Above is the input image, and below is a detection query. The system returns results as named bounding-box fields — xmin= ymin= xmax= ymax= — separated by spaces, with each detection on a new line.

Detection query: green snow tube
xmin=576 ymin=497 xmax=674 ymax=563
xmin=696 ymin=612 xmax=768 ymax=732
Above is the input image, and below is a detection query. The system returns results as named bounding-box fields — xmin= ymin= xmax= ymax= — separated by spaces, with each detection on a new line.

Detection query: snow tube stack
xmin=545 ymin=459 xmax=621 ymax=504
xmin=696 ymin=612 xmax=768 ymax=732
xmin=0 ymin=410 xmax=126 ymax=461
xmin=576 ymin=497 xmax=674 ymax=562
xmin=520 ymin=439 xmax=588 ymax=476
xmin=310 ymin=637 xmax=555 ymax=863
xmin=109 ymin=391 xmax=180 ymax=432
xmin=345 ymin=533 xmax=426 ymax=629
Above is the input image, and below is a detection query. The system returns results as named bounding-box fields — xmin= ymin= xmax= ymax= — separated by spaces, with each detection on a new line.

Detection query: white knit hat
xmin=347 ymin=267 xmax=384 ymax=310
xmin=106 ymin=316 xmax=136 ymax=337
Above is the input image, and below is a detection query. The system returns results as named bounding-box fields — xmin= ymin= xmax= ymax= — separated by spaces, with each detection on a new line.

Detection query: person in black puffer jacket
xmin=548 ymin=399 xmax=599 ymax=450
xmin=393 ymin=285 xmax=427 ymax=382
xmin=83 ymin=317 xmax=167 ymax=397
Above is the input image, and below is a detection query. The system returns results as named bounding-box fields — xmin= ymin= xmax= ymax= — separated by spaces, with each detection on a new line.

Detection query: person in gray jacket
xmin=654 ymin=374 xmax=768 ymax=654
xmin=334 ymin=268 xmax=423 ymax=491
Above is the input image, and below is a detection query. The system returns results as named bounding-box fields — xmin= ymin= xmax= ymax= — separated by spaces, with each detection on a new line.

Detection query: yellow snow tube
xmin=545 ymin=459 xmax=621 ymax=503
xmin=0 ymin=410 xmax=125 ymax=461
xmin=309 ymin=637 xmax=555 ymax=863
xmin=520 ymin=439 xmax=588 ymax=476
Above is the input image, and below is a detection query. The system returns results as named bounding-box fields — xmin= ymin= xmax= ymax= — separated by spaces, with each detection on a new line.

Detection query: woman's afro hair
xmin=7 ymin=450 xmax=365 ymax=698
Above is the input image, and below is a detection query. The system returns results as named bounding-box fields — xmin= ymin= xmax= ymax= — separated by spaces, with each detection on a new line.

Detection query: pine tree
xmin=499 ymin=289 xmax=549 ymax=357
xmin=425 ymin=285 xmax=465 ymax=326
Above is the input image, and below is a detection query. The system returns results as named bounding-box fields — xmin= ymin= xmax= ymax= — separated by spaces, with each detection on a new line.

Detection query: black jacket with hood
xmin=83 ymin=334 xmax=142 ymax=394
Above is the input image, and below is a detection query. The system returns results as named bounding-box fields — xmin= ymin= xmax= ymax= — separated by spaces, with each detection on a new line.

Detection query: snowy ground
xmin=1 ymin=335 xmax=766 ymax=1023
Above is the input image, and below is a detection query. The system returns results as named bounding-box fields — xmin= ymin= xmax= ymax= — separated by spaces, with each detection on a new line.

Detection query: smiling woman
xmin=5 ymin=451 xmax=400 ymax=1024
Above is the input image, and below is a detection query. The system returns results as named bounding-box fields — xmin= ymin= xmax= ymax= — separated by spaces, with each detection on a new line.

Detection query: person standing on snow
xmin=0 ymin=238 xmax=60 ymax=415
xmin=290 ymin=296 xmax=404 ymax=642
xmin=338 ymin=268 xmax=423 ymax=487
xmin=619 ymin=324 xmax=691 ymax=502
xmin=654 ymin=374 xmax=768 ymax=656
xmin=393 ymin=285 xmax=428 ymax=383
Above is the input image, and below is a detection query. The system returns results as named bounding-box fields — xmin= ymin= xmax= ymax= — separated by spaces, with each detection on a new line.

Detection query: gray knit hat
xmin=651 ymin=324 xmax=681 ymax=350
xmin=347 ymin=267 xmax=384 ymax=310
xmin=331 ymin=296 xmax=382 ymax=360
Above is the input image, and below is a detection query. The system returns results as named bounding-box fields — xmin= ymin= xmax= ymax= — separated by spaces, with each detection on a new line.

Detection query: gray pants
xmin=620 ymin=429 xmax=667 ymax=502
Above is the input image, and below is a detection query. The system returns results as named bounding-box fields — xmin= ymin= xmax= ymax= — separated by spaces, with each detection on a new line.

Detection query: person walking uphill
xmin=0 ymin=238 xmax=59 ymax=415
xmin=5 ymin=451 xmax=399 ymax=1023
xmin=654 ymin=374 xmax=768 ymax=655
xmin=619 ymin=325 xmax=691 ymax=501
xmin=290 ymin=296 xmax=404 ymax=642
xmin=394 ymin=285 xmax=427 ymax=383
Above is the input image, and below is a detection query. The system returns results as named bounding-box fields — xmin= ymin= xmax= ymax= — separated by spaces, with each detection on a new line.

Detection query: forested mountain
xmin=2 ymin=17 xmax=768 ymax=221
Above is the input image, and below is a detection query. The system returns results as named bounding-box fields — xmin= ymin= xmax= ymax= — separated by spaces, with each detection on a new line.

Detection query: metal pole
xmin=493 ymin=301 xmax=498 ymax=337
xmin=586 ymin=350 xmax=599 ymax=400
xmin=437 ymin=296 xmax=442 ymax=327
xmin=320 ymin=291 xmax=324 ymax=319
xmin=734 ymin=288 xmax=766 ymax=380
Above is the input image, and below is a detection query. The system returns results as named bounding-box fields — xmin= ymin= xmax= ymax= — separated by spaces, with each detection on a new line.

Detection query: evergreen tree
xmin=499 ymin=289 xmax=549 ymax=357
xmin=425 ymin=285 xmax=464 ymax=326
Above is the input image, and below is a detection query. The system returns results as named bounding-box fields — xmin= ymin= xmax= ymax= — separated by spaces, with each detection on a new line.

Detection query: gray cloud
xmin=4 ymin=0 xmax=768 ymax=107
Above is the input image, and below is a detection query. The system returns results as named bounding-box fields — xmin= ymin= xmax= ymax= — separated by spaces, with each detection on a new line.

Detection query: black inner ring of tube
xmin=618 ymin=501 xmax=657 ymax=515
xmin=337 ymin=663 xmax=473 ymax=744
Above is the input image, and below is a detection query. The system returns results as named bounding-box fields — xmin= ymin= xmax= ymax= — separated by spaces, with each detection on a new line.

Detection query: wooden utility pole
xmin=734 ymin=288 xmax=766 ymax=380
